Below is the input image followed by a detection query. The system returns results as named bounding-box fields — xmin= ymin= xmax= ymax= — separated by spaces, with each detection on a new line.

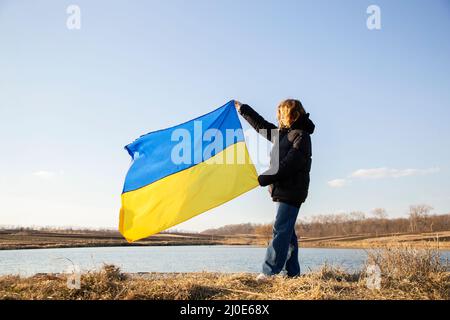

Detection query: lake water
xmin=0 ymin=246 xmax=449 ymax=276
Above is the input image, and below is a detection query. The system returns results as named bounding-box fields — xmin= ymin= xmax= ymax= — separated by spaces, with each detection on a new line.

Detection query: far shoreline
xmin=1 ymin=229 xmax=449 ymax=251
xmin=2 ymin=242 xmax=450 ymax=251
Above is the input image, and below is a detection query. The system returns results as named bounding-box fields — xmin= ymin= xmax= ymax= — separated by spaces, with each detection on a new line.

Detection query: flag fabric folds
xmin=119 ymin=100 xmax=258 ymax=242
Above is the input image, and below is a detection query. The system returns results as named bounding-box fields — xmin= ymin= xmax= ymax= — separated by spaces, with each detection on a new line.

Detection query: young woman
xmin=235 ymin=99 xmax=315 ymax=279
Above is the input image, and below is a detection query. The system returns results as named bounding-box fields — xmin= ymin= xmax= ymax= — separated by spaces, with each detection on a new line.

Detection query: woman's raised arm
xmin=234 ymin=100 xmax=277 ymax=142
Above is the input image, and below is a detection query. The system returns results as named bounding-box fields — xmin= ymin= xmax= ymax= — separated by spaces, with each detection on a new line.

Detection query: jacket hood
xmin=290 ymin=113 xmax=315 ymax=134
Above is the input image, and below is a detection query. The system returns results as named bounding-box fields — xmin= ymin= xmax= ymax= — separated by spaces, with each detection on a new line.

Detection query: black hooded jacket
xmin=239 ymin=104 xmax=315 ymax=207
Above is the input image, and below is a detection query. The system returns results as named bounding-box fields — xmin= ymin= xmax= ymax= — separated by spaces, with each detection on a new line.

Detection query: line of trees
xmin=201 ymin=205 xmax=450 ymax=238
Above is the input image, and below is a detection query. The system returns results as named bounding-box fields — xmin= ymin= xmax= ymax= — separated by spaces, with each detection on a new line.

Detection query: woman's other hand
xmin=234 ymin=100 xmax=242 ymax=112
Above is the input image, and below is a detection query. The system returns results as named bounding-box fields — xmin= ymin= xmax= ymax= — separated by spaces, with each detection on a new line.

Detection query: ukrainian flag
xmin=119 ymin=101 xmax=258 ymax=242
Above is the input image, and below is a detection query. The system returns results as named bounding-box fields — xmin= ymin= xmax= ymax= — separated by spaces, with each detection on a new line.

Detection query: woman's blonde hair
xmin=277 ymin=99 xmax=306 ymax=128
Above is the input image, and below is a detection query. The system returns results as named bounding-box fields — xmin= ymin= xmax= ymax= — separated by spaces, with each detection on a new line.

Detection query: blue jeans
xmin=262 ymin=202 xmax=300 ymax=277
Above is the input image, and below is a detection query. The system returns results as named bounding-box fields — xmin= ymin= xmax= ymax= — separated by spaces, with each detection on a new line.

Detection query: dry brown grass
xmin=363 ymin=246 xmax=449 ymax=299
xmin=1 ymin=247 xmax=448 ymax=300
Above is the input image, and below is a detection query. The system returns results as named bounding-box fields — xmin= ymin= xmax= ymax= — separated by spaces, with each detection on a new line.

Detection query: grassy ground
xmin=1 ymin=247 xmax=448 ymax=300
xmin=1 ymin=229 xmax=450 ymax=250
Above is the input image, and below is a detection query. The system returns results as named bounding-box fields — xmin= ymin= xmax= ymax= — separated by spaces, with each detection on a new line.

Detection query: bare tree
xmin=370 ymin=208 xmax=388 ymax=236
xmin=371 ymin=208 xmax=387 ymax=219
xmin=349 ymin=211 xmax=366 ymax=221
xmin=408 ymin=204 xmax=433 ymax=232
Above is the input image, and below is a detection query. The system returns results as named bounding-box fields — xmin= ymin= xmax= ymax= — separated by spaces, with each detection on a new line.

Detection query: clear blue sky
xmin=1 ymin=0 xmax=449 ymax=231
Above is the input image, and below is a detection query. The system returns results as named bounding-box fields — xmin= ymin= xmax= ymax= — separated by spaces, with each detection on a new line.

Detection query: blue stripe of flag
xmin=122 ymin=100 xmax=244 ymax=193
